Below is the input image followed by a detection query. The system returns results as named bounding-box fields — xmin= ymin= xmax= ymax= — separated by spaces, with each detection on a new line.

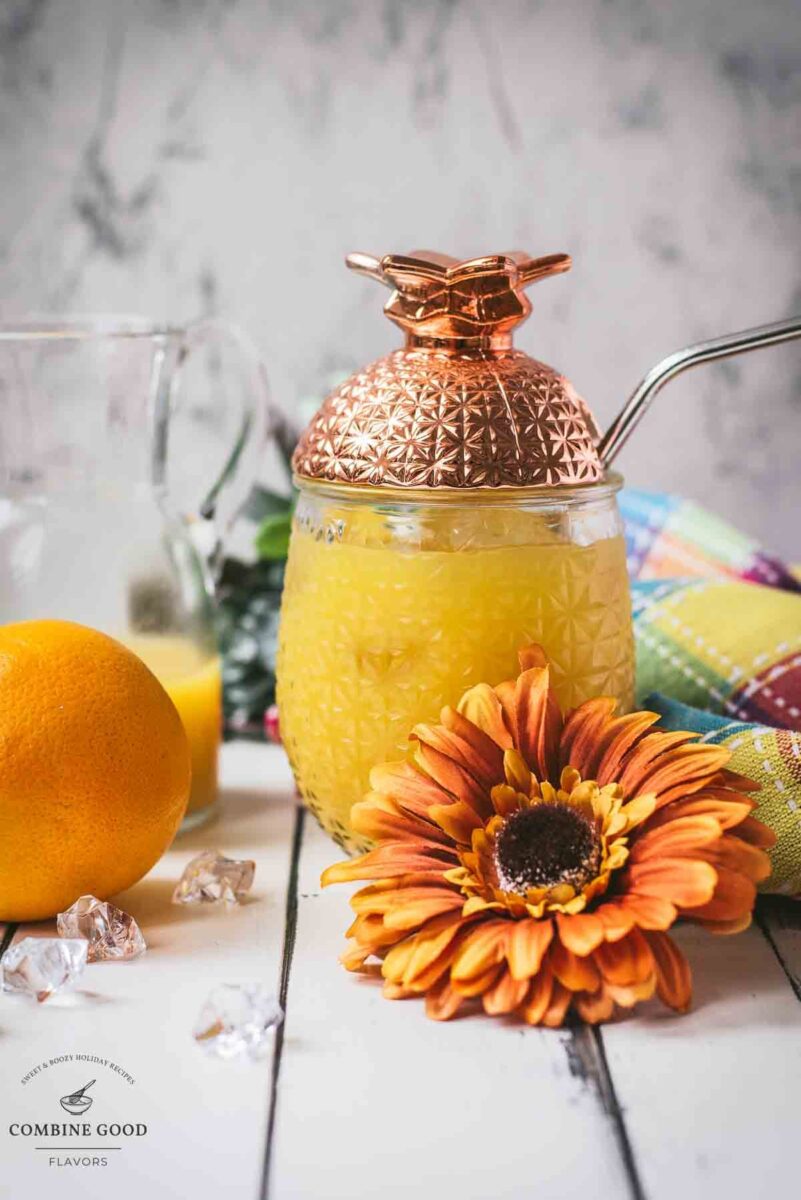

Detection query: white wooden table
xmin=2 ymin=742 xmax=800 ymax=1200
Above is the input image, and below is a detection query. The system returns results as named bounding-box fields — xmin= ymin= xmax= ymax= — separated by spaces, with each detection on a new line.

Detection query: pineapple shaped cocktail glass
xmin=277 ymin=251 xmax=634 ymax=851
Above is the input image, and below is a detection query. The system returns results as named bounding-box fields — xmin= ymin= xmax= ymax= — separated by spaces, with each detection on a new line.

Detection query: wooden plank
xmin=268 ymin=817 xmax=635 ymax=1200
xmin=600 ymin=921 xmax=801 ymax=1200
xmin=0 ymin=743 xmax=296 ymax=1200
xmin=758 ymin=896 xmax=801 ymax=999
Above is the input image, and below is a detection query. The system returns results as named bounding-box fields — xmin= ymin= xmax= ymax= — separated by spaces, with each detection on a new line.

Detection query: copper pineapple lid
xmin=292 ymin=250 xmax=604 ymax=489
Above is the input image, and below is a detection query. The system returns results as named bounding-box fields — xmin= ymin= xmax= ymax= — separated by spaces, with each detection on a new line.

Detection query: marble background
xmin=1 ymin=0 xmax=800 ymax=554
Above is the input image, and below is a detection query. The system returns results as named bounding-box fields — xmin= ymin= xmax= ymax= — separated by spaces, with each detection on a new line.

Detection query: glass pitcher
xmin=0 ymin=317 xmax=268 ymax=829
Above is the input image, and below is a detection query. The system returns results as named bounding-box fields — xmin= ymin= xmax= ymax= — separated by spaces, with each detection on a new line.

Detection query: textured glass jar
xmin=277 ymin=476 xmax=634 ymax=851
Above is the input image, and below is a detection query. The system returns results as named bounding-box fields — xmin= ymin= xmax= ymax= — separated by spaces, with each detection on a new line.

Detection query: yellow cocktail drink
xmin=278 ymin=505 xmax=634 ymax=850
xmin=126 ymin=636 xmax=222 ymax=819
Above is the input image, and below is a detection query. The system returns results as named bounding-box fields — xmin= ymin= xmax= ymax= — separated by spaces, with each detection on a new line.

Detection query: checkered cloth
xmin=622 ymin=490 xmax=801 ymax=894
xmin=620 ymin=488 xmax=801 ymax=593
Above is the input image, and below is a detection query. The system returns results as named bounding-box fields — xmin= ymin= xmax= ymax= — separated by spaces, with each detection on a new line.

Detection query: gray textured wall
xmin=2 ymin=0 xmax=800 ymax=554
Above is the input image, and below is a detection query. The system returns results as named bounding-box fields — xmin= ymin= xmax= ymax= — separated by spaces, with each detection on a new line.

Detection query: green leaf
xmin=255 ymin=512 xmax=292 ymax=560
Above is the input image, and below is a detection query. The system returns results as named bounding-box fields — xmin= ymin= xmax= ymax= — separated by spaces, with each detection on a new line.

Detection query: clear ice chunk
xmin=193 ymin=983 xmax=283 ymax=1059
xmin=57 ymin=895 xmax=146 ymax=961
xmin=173 ymin=850 xmax=256 ymax=908
xmin=1 ymin=937 xmax=88 ymax=1002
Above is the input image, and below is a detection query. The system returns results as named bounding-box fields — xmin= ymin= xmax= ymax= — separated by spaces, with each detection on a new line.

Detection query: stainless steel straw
xmin=599 ymin=315 xmax=801 ymax=468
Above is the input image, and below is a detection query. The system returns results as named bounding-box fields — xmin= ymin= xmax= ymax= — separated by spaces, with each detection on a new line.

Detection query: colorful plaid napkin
xmin=622 ymin=489 xmax=801 ymax=894
xmin=620 ymin=487 xmax=801 ymax=593
xmin=631 ymin=577 xmax=801 ymax=732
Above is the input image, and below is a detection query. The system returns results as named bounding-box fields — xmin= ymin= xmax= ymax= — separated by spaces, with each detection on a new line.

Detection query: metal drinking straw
xmin=599 ymin=315 xmax=801 ymax=468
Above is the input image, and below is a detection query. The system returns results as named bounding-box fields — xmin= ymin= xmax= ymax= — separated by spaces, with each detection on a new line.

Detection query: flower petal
xmin=614 ymin=730 xmax=703 ymax=793
xmin=493 ymin=679 xmax=519 ymax=737
xmin=507 ymin=918 xmax=554 ymax=981
xmin=456 ymin=682 xmax=514 ymax=749
xmin=732 ymin=816 xmax=777 ymax=850
xmin=368 ymin=760 xmax=446 ymax=819
xmin=645 ymin=930 xmax=692 ymax=1012
xmin=542 ymin=981 xmax=573 ymax=1027
xmin=412 ymin=741 xmax=492 ymax=815
xmin=605 ymin=976 xmax=656 ymax=1007
xmin=350 ymin=794 xmax=452 ymax=845
xmin=594 ymin=928 xmax=654 ymax=986
xmin=482 ymin=968 xmax=530 ymax=1014
xmin=460 ymin=896 xmax=499 ymax=918
xmin=382 ymin=892 xmax=465 ymax=932
xmin=595 ymin=901 xmax=637 ymax=941
xmin=425 ymin=974 xmax=465 ymax=1021
xmin=615 ymin=793 xmax=657 ymax=833
xmin=626 ymin=857 xmax=718 ymax=908
xmin=642 ymin=792 xmax=755 ymax=835
xmin=560 ymin=697 xmax=618 ymax=777
xmin=451 ymin=963 xmax=504 ymax=997
xmin=351 ymin=883 xmax=459 ymax=916
xmin=680 ymin=866 xmax=757 ymax=926
xmin=550 ymin=940 xmax=601 ymax=992
xmin=504 ymin=748 xmax=533 ymax=794
xmin=513 ymin=665 xmax=562 ymax=780
xmin=520 ymin=966 xmax=555 ymax=1025
xmin=346 ymin=912 xmax=401 ymax=949
xmin=700 ymin=835 xmax=773 ymax=883
xmin=595 ymin=711 xmax=662 ymax=784
xmin=383 ymin=982 xmax=415 ymax=999
xmin=428 ymin=800 xmax=484 ymax=844
xmin=451 ymin=921 xmax=509 ymax=982
xmin=322 ymin=841 xmax=457 ymax=887
xmin=622 ymin=743 xmax=731 ymax=809
xmin=618 ymin=893 xmax=677 ymax=931
xmin=382 ymin=913 xmax=467 ymax=990
xmin=629 ymin=815 xmax=724 ymax=862
xmin=490 ymin=783 xmax=528 ymax=818
xmin=441 ymin=705 xmax=507 ymax=779
xmin=555 ymin=911 xmax=605 ymax=956
xmin=518 ymin=643 xmax=549 ymax=671
xmin=412 ymin=720 xmax=501 ymax=792
xmin=575 ymin=987 xmax=616 ymax=1024
xmin=340 ymin=942 xmax=373 ymax=971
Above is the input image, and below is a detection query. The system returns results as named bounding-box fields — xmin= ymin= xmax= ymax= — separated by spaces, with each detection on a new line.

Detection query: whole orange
xmin=0 ymin=620 xmax=191 ymax=921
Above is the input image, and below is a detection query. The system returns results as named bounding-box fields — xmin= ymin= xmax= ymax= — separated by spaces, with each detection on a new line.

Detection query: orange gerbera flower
xmin=322 ymin=645 xmax=775 ymax=1026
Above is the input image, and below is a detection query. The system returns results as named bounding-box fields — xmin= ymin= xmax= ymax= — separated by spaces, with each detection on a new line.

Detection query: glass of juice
xmin=125 ymin=635 xmax=222 ymax=827
xmin=278 ymin=478 xmax=634 ymax=852
xmin=278 ymin=248 xmax=636 ymax=853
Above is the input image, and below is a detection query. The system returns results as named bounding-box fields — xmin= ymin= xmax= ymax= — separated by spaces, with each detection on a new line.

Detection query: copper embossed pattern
xmin=293 ymin=249 xmax=605 ymax=489
xmin=293 ymin=349 xmax=603 ymax=489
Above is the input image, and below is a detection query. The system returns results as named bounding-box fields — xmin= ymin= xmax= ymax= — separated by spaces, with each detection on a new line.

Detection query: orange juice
xmin=126 ymin=636 xmax=222 ymax=819
xmin=277 ymin=509 xmax=634 ymax=851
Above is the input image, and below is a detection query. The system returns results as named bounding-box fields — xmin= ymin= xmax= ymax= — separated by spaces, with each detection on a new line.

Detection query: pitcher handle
xmin=165 ymin=318 xmax=273 ymax=574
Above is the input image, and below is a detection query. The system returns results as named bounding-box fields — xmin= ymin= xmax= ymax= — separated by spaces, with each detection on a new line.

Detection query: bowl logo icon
xmin=59 ymin=1080 xmax=95 ymax=1116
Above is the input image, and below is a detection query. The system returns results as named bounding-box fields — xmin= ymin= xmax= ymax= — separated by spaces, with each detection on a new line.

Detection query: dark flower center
xmin=493 ymin=804 xmax=600 ymax=894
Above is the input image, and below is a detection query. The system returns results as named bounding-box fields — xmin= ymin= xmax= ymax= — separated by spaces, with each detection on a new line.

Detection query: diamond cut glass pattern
xmin=277 ymin=494 xmax=634 ymax=852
